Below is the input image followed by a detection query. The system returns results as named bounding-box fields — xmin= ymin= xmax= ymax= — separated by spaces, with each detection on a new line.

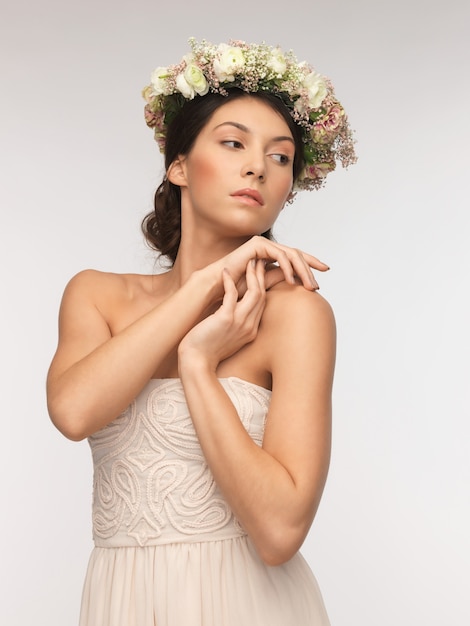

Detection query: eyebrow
xmin=213 ymin=121 xmax=295 ymax=145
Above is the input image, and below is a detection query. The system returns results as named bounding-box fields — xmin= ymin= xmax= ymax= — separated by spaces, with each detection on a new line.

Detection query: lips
xmin=231 ymin=188 xmax=264 ymax=206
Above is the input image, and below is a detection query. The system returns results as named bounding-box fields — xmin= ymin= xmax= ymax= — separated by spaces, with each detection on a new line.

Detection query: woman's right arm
xmin=46 ymin=268 xmax=221 ymax=441
xmin=47 ymin=236 xmax=328 ymax=441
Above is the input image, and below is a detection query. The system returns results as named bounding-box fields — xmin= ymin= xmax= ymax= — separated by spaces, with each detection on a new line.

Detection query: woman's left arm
xmin=178 ymin=262 xmax=336 ymax=566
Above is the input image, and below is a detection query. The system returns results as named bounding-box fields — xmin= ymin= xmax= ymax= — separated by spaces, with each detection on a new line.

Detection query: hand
xmin=179 ymin=259 xmax=267 ymax=372
xmin=205 ymin=235 xmax=328 ymax=300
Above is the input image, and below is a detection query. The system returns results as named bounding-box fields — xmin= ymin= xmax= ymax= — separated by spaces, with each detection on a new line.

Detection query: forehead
xmin=207 ymin=96 xmax=293 ymax=137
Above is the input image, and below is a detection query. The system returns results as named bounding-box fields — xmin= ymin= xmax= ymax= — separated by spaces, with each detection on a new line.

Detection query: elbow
xmin=258 ymin=550 xmax=296 ymax=568
xmin=254 ymin=522 xmax=308 ymax=567
xmin=50 ymin=413 xmax=89 ymax=442
xmin=48 ymin=396 xmax=90 ymax=442
xmin=57 ymin=424 xmax=88 ymax=442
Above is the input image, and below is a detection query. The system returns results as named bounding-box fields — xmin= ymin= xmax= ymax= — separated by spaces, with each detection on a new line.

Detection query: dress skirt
xmin=80 ymin=536 xmax=330 ymax=626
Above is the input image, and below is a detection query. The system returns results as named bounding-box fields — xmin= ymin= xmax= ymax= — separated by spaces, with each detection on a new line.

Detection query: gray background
xmin=1 ymin=0 xmax=469 ymax=624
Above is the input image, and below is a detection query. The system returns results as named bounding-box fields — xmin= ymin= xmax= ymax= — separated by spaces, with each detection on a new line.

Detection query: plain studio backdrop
xmin=1 ymin=0 xmax=469 ymax=624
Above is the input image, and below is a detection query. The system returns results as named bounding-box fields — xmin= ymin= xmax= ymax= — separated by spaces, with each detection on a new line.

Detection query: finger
xmin=241 ymin=259 xmax=262 ymax=303
xmin=236 ymin=262 xmax=266 ymax=339
xmin=252 ymin=259 xmax=267 ymax=324
xmin=218 ymin=236 xmax=328 ymax=294
xmin=238 ymin=260 xmax=265 ymax=315
xmin=291 ymin=248 xmax=320 ymax=290
xmin=221 ymin=268 xmax=239 ymax=310
xmin=277 ymin=245 xmax=324 ymax=290
xmin=262 ymin=244 xmax=296 ymax=286
xmin=262 ymin=243 xmax=315 ymax=290
xmin=264 ymin=266 xmax=285 ymax=290
xmin=257 ymin=237 xmax=329 ymax=272
xmin=264 ymin=260 xmax=319 ymax=291
xmin=234 ymin=275 xmax=248 ymax=300
xmin=255 ymin=258 xmax=266 ymax=291
xmin=301 ymin=252 xmax=330 ymax=272
xmin=251 ymin=239 xmax=308 ymax=289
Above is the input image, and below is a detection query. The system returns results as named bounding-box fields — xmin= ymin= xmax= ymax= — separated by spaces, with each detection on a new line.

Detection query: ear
xmin=284 ymin=190 xmax=296 ymax=206
xmin=167 ymin=157 xmax=188 ymax=187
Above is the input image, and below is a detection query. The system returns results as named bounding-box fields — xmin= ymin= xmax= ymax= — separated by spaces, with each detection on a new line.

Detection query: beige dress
xmin=79 ymin=377 xmax=330 ymax=626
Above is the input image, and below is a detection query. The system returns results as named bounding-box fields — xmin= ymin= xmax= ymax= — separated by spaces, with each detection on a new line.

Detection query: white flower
xmin=150 ymin=66 xmax=171 ymax=96
xmin=175 ymin=72 xmax=195 ymax=99
xmin=303 ymin=71 xmax=327 ymax=109
xmin=213 ymin=43 xmax=245 ymax=82
xmin=267 ymin=48 xmax=287 ymax=77
xmin=294 ymin=95 xmax=309 ymax=115
xmin=184 ymin=63 xmax=209 ymax=96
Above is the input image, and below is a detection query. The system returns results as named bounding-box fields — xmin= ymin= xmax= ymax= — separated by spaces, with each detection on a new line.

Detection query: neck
xmin=164 ymin=197 xmax=259 ymax=286
xmin=169 ymin=229 xmax=250 ymax=287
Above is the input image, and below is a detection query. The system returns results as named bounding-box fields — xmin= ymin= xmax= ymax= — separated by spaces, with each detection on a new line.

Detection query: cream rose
xmin=267 ymin=48 xmax=287 ymax=77
xmin=150 ymin=67 xmax=171 ymax=96
xmin=184 ymin=63 xmax=209 ymax=96
xmin=176 ymin=73 xmax=195 ymax=99
xmin=303 ymin=71 xmax=327 ymax=109
xmin=141 ymin=85 xmax=154 ymax=104
xmin=213 ymin=44 xmax=245 ymax=82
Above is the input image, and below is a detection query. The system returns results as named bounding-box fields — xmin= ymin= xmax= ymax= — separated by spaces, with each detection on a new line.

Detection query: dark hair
xmin=141 ymin=89 xmax=305 ymax=265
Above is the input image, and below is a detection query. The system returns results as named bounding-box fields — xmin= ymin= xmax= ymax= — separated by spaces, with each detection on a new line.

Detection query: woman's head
xmin=141 ymin=38 xmax=357 ymax=263
xmin=142 ymin=91 xmax=304 ymax=263
xmin=163 ymin=89 xmax=305 ymax=180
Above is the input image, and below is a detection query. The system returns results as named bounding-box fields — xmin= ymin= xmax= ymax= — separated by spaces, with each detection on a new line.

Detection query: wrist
xmin=178 ymin=344 xmax=216 ymax=382
xmin=190 ymin=265 xmax=223 ymax=306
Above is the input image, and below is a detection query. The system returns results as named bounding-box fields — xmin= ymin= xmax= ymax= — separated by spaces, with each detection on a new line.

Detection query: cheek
xmin=188 ymin=155 xmax=221 ymax=188
xmin=276 ymin=171 xmax=294 ymax=201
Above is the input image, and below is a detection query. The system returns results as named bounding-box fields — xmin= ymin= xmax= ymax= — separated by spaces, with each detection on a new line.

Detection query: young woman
xmin=47 ymin=39 xmax=356 ymax=626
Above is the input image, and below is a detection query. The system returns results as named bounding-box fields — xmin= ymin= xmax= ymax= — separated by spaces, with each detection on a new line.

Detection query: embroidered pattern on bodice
xmin=88 ymin=378 xmax=271 ymax=547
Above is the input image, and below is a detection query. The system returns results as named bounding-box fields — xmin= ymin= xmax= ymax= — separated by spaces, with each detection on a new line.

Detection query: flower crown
xmin=143 ymin=38 xmax=357 ymax=191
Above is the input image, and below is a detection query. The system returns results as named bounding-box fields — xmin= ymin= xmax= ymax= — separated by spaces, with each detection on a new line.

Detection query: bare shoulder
xmin=263 ymin=281 xmax=336 ymax=331
xmin=60 ymin=269 xmax=173 ymax=338
xmin=260 ymin=282 xmax=336 ymax=390
xmin=61 ymin=269 xmax=161 ymax=305
xmin=50 ymin=269 xmax=164 ymax=377
xmin=63 ymin=269 xmax=134 ymax=297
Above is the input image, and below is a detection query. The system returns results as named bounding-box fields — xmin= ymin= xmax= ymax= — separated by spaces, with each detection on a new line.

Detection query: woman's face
xmin=169 ymin=97 xmax=296 ymax=238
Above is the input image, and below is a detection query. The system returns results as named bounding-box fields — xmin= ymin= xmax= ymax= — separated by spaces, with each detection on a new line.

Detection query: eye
xmin=222 ymin=140 xmax=244 ymax=149
xmin=270 ymin=153 xmax=292 ymax=165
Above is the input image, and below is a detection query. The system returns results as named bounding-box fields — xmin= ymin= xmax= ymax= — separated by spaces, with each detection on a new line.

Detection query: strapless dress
xmin=79 ymin=377 xmax=330 ymax=625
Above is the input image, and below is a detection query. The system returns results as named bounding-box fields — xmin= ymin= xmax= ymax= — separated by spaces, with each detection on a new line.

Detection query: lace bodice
xmin=88 ymin=377 xmax=271 ymax=548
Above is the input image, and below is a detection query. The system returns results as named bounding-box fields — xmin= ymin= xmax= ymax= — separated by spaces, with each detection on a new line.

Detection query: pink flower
xmin=155 ymin=134 xmax=166 ymax=152
xmin=304 ymin=161 xmax=336 ymax=180
xmin=312 ymin=105 xmax=344 ymax=144
xmin=144 ymin=105 xmax=165 ymax=131
xmin=144 ymin=104 xmax=157 ymax=128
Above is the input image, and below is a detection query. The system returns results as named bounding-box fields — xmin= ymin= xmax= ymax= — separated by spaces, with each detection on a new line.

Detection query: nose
xmin=243 ymin=150 xmax=265 ymax=182
xmin=245 ymin=169 xmax=265 ymax=181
